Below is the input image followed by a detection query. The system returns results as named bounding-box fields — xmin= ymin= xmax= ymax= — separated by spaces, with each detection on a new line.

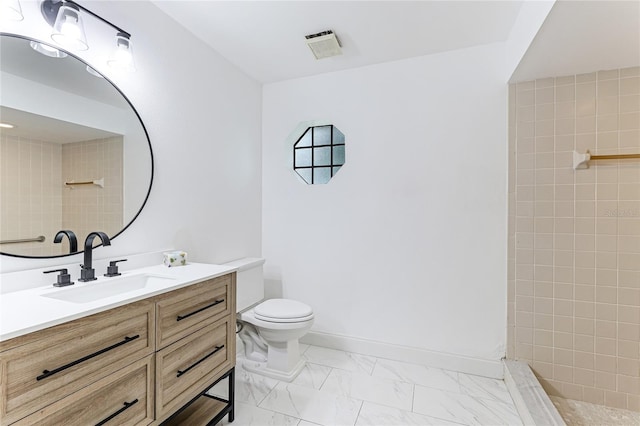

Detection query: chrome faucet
xmin=53 ymin=230 xmax=78 ymax=254
xmin=79 ymin=232 xmax=111 ymax=282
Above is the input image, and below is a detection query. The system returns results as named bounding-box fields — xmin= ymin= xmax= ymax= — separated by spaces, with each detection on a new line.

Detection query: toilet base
xmin=240 ymin=357 xmax=306 ymax=382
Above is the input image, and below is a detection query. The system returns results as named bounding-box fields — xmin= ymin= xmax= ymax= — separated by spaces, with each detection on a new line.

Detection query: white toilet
xmin=225 ymin=258 xmax=314 ymax=381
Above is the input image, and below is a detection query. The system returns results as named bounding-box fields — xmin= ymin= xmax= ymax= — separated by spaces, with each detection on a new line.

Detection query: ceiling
xmin=152 ymin=1 xmax=525 ymax=83
xmin=154 ymin=0 xmax=639 ymax=84
xmin=511 ymin=0 xmax=640 ymax=82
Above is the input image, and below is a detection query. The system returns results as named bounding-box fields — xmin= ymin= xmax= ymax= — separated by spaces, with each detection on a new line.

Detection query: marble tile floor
xmin=209 ymin=344 xmax=523 ymax=426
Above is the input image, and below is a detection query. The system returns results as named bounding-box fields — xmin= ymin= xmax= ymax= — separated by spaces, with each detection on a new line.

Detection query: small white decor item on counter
xmin=163 ymin=251 xmax=187 ymax=267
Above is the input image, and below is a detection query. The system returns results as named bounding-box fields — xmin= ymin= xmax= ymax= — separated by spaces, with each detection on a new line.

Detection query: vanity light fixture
xmin=50 ymin=2 xmax=88 ymax=51
xmin=0 ymin=122 xmax=15 ymax=129
xmin=39 ymin=0 xmax=135 ymax=73
xmin=107 ymin=32 xmax=135 ymax=72
xmin=0 ymin=0 xmax=24 ymax=21
xmin=29 ymin=40 xmax=68 ymax=58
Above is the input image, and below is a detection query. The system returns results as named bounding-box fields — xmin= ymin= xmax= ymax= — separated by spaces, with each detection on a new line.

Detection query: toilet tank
xmin=224 ymin=257 xmax=265 ymax=312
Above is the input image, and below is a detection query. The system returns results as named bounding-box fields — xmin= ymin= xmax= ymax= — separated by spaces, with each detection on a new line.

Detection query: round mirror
xmin=0 ymin=34 xmax=153 ymax=258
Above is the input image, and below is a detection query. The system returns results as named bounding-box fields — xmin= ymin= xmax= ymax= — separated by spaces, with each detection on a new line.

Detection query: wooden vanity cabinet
xmin=13 ymin=356 xmax=155 ymax=426
xmin=153 ymin=274 xmax=236 ymax=424
xmin=155 ymin=274 xmax=232 ymax=349
xmin=155 ymin=319 xmax=234 ymax=421
xmin=0 ymin=300 xmax=155 ymax=425
xmin=0 ymin=272 xmax=236 ymax=426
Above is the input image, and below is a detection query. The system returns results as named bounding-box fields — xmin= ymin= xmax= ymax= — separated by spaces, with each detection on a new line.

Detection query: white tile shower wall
xmin=508 ymin=67 xmax=640 ymax=411
xmin=0 ymin=135 xmax=63 ymax=256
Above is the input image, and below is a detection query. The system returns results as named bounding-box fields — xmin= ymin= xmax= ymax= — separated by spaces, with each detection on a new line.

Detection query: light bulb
xmin=51 ymin=4 xmax=88 ymax=51
xmin=107 ymin=32 xmax=135 ymax=72
xmin=61 ymin=20 xmax=80 ymax=39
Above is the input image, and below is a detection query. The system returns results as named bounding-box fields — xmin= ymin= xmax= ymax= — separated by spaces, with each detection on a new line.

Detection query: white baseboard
xmin=300 ymin=331 xmax=504 ymax=379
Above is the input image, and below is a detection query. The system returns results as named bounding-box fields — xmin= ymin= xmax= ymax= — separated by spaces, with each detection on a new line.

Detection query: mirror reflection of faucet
xmin=53 ymin=230 xmax=77 ymax=254
xmin=78 ymin=232 xmax=111 ymax=282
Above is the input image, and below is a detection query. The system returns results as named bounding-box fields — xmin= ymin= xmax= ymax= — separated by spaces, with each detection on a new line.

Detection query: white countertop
xmin=0 ymin=263 xmax=237 ymax=342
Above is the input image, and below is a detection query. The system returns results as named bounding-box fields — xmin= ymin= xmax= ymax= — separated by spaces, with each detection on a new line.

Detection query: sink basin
xmin=41 ymin=274 xmax=176 ymax=304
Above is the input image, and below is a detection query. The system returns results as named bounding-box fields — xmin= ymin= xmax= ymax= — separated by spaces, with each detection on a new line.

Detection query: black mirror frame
xmin=0 ymin=33 xmax=154 ymax=259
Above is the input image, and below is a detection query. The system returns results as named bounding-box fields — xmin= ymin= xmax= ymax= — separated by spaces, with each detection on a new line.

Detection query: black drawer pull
xmin=177 ymin=345 xmax=224 ymax=378
xmin=176 ymin=299 xmax=224 ymax=321
xmin=36 ymin=335 xmax=140 ymax=381
xmin=95 ymin=399 xmax=139 ymax=426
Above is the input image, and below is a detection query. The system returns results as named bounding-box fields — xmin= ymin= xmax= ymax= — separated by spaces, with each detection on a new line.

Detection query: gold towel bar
xmin=573 ymin=151 xmax=640 ymax=169
xmin=590 ymin=153 xmax=640 ymax=161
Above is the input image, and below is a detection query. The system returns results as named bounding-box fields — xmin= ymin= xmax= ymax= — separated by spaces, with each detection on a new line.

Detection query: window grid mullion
xmin=293 ymin=125 xmax=344 ymax=184
xmin=311 ymin=127 xmax=315 ymax=184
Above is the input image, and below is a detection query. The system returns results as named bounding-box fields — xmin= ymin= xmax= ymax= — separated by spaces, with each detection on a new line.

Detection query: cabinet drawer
xmin=14 ymin=355 xmax=154 ymax=426
xmin=155 ymin=273 xmax=234 ymax=349
xmin=155 ymin=319 xmax=234 ymax=421
xmin=0 ymin=300 xmax=154 ymax=425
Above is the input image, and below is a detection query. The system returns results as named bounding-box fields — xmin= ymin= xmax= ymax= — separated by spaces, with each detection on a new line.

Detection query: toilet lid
xmin=254 ymin=299 xmax=313 ymax=321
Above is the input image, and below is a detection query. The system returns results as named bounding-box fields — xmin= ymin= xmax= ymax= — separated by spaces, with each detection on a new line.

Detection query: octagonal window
xmin=293 ymin=125 xmax=345 ymax=184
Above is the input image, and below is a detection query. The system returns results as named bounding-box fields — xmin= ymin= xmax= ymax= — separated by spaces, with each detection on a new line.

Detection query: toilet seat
xmin=254 ymin=299 xmax=314 ymax=323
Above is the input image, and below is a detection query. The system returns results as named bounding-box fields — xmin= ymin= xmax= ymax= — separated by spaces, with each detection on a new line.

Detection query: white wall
xmin=0 ymin=1 xmax=262 ymax=273
xmin=263 ymin=43 xmax=508 ymax=362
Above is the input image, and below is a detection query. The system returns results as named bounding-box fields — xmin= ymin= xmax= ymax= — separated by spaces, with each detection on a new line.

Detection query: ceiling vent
xmin=305 ymin=30 xmax=342 ymax=60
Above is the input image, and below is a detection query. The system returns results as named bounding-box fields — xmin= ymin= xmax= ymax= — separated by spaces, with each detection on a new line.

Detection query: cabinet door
xmin=13 ymin=355 xmax=154 ymax=426
xmin=155 ymin=273 xmax=234 ymax=349
xmin=155 ymin=319 xmax=234 ymax=421
xmin=0 ymin=300 xmax=155 ymax=425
